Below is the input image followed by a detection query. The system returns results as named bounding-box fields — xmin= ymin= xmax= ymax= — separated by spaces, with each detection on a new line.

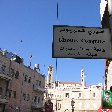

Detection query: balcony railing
xmin=0 ymin=95 xmax=9 ymax=103
xmin=32 ymin=102 xmax=43 ymax=108
xmin=33 ymin=85 xmax=45 ymax=93
xmin=0 ymin=70 xmax=12 ymax=80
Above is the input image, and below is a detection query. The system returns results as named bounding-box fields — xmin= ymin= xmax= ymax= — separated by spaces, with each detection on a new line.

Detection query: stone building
xmin=0 ymin=49 xmax=45 ymax=112
xmin=45 ymin=66 xmax=102 ymax=112
xmin=100 ymin=0 xmax=112 ymax=90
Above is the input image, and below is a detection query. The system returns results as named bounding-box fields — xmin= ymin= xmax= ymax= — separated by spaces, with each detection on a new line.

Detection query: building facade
xmin=0 ymin=49 xmax=45 ymax=112
xmin=45 ymin=67 xmax=102 ymax=112
xmin=100 ymin=0 xmax=112 ymax=90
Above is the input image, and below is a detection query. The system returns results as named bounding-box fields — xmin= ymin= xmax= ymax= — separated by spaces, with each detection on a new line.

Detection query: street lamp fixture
xmin=71 ymin=98 xmax=75 ymax=112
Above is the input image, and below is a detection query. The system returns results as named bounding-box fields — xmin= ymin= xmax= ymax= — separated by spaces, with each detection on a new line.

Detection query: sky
xmin=0 ymin=0 xmax=105 ymax=86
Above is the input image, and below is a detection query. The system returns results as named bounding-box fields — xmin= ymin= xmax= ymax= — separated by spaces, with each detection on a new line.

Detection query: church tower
xmin=81 ymin=67 xmax=85 ymax=86
xmin=47 ymin=65 xmax=53 ymax=87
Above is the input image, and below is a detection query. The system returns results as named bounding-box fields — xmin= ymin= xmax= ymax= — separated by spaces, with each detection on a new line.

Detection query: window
xmin=34 ymin=96 xmax=37 ymax=102
xmin=38 ymin=97 xmax=40 ymax=103
xmin=39 ymin=81 xmax=41 ymax=87
xmin=93 ymin=93 xmax=95 ymax=97
xmin=23 ymin=93 xmax=26 ymax=100
xmin=9 ymin=90 xmax=12 ymax=98
xmin=36 ymin=80 xmax=38 ymax=85
xmin=79 ymin=93 xmax=81 ymax=97
xmin=65 ymin=93 xmax=69 ymax=98
xmin=24 ymin=75 xmax=27 ymax=82
xmin=1 ymin=65 xmax=6 ymax=73
xmin=33 ymin=84 xmax=34 ymax=89
xmin=15 ymin=71 xmax=19 ymax=79
xmin=0 ymin=87 xmax=2 ymax=95
xmin=27 ymin=94 xmax=30 ymax=101
xmin=58 ymin=103 xmax=59 ymax=110
xmin=13 ymin=91 xmax=16 ymax=98
xmin=28 ymin=77 xmax=31 ymax=83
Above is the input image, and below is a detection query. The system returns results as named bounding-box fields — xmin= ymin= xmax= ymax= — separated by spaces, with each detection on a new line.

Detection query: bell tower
xmin=47 ymin=65 xmax=53 ymax=87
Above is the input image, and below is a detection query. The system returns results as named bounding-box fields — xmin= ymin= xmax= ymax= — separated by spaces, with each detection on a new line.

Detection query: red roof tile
xmin=59 ymin=82 xmax=81 ymax=84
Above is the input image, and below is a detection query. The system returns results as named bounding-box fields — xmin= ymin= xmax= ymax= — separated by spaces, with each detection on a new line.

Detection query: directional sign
xmin=52 ymin=25 xmax=112 ymax=59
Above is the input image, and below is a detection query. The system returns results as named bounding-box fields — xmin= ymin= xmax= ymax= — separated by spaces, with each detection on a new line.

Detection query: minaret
xmin=81 ymin=67 xmax=85 ymax=86
xmin=47 ymin=65 xmax=53 ymax=87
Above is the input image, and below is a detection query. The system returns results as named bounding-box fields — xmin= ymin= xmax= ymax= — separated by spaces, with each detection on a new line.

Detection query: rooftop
xmin=59 ymin=82 xmax=81 ymax=84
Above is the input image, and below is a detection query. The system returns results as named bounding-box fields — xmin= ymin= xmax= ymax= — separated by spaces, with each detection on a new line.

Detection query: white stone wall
xmin=47 ymin=85 xmax=102 ymax=112
xmin=107 ymin=61 xmax=112 ymax=90
xmin=100 ymin=0 xmax=108 ymax=21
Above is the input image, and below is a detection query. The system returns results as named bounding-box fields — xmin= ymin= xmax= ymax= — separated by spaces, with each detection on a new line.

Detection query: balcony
xmin=0 ymin=95 xmax=8 ymax=104
xmin=33 ymin=85 xmax=45 ymax=93
xmin=0 ymin=70 xmax=12 ymax=80
xmin=32 ymin=102 xmax=43 ymax=108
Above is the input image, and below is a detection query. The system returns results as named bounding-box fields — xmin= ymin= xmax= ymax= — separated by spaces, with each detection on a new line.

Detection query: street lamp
xmin=15 ymin=107 xmax=19 ymax=112
xmin=71 ymin=98 xmax=75 ymax=112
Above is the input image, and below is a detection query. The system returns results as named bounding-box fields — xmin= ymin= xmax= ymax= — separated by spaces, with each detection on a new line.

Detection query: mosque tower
xmin=47 ymin=65 xmax=53 ymax=87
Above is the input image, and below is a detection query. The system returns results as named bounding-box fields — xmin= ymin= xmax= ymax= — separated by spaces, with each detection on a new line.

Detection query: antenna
xmin=18 ymin=40 xmax=23 ymax=55
xmin=29 ymin=54 xmax=32 ymax=67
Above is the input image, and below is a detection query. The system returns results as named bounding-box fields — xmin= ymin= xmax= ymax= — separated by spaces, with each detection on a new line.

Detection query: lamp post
xmin=15 ymin=107 xmax=19 ymax=112
xmin=71 ymin=98 xmax=75 ymax=112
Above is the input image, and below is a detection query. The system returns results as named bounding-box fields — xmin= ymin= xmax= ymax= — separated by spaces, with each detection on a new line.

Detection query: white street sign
xmin=53 ymin=26 xmax=112 ymax=59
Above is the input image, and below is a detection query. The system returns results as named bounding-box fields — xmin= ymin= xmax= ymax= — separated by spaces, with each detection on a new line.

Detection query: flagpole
xmin=55 ymin=0 xmax=59 ymax=83
xmin=55 ymin=1 xmax=59 ymax=112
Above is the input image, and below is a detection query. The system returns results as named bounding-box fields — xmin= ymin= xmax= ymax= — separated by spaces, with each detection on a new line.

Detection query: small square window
xmin=65 ymin=93 xmax=69 ymax=98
